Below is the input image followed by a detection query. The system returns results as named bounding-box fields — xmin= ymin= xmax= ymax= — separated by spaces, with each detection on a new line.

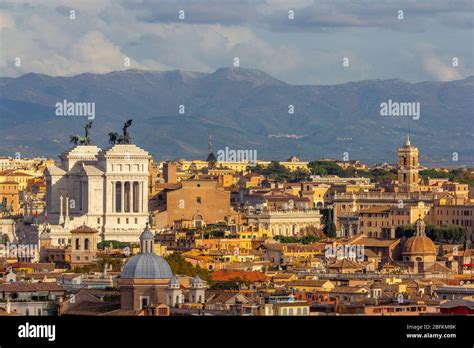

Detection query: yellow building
xmin=0 ymin=181 xmax=20 ymax=214
xmin=0 ymin=171 xmax=33 ymax=191
xmin=195 ymin=238 xmax=253 ymax=252
xmin=286 ymin=280 xmax=336 ymax=292
xmin=179 ymin=159 xmax=310 ymax=173
xmin=237 ymin=225 xmax=272 ymax=239
xmin=260 ymin=302 xmax=310 ymax=316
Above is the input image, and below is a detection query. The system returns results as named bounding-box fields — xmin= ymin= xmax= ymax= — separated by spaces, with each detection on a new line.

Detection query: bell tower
xmin=398 ymin=135 xmax=419 ymax=193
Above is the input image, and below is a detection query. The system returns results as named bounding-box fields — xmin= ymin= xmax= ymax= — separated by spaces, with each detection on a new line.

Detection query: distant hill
xmin=0 ymin=68 xmax=473 ymax=165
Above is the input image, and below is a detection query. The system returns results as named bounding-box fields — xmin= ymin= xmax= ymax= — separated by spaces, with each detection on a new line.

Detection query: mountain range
xmin=1 ymin=68 xmax=473 ymax=165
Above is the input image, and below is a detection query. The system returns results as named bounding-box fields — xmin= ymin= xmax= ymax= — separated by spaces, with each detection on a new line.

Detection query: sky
xmin=0 ymin=0 xmax=473 ymax=85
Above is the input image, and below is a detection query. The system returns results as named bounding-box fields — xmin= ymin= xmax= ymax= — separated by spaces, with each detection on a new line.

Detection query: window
xmin=117 ymin=218 xmax=121 ymax=224
xmin=75 ymin=238 xmax=80 ymax=250
xmin=196 ymin=197 xmax=202 ymax=204
xmin=97 ymin=217 xmax=100 ymax=224
xmin=84 ymin=238 xmax=89 ymax=251
xmin=140 ymin=296 xmax=149 ymax=309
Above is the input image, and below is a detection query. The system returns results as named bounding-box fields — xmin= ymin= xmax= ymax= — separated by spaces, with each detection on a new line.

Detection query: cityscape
xmin=0 ymin=122 xmax=472 ymax=317
xmin=0 ymin=0 xmax=473 ymax=346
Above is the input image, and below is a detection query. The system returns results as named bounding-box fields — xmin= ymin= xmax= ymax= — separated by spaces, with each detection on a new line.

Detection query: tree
xmin=164 ymin=252 xmax=211 ymax=281
xmin=323 ymin=208 xmax=337 ymax=238
xmin=1 ymin=233 xmax=9 ymax=244
xmin=396 ymin=223 xmax=465 ymax=243
xmin=395 ymin=224 xmax=415 ymax=238
xmin=324 ymin=222 xmax=337 ymax=238
xmin=97 ymin=240 xmax=130 ymax=250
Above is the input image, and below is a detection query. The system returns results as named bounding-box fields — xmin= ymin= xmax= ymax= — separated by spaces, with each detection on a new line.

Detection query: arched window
xmin=297 ymin=308 xmax=302 ymax=315
xmin=303 ymin=308 xmax=308 ymax=315
xmin=289 ymin=308 xmax=294 ymax=315
xmin=84 ymin=238 xmax=89 ymax=251
xmin=282 ymin=308 xmax=287 ymax=315
xmin=193 ymin=215 xmax=204 ymax=228
xmin=75 ymin=238 xmax=80 ymax=250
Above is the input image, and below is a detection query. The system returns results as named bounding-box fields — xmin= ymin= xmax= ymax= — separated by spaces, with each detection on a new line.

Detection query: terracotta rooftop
xmin=211 ymin=270 xmax=269 ymax=282
xmin=0 ymin=282 xmax=65 ymax=292
xmin=62 ymin=301 xmax=121 ymax=316
xmin=70 ymin=225 xmax=98 ymax=234
xmin=359 ymin=206 xmax=391 ymax=214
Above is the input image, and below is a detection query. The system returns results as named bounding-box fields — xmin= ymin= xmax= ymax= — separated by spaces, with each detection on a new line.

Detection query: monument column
xmin=59 ymin=195 xmax=64 ymax=224
xmin=65 ymin=193 xmax=70 ymax=224
xmin=111 ymin=181 xmax=115 ymax=213
xmin=143 ymin=180 xmax=146 ymax=213
xmin=138 ymin=181 xmax=142 ymax=213
xmin=128 ymin=181 xmax=132 ymax=213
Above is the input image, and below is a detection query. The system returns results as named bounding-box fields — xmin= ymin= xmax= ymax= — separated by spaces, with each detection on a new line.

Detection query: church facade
xmin=44 ymin=144 xmax=150 ymax=244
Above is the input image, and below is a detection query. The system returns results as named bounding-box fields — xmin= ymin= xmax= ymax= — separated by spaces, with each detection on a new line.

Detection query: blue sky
xmin=0 ymin=0 xmax=473 ymax=84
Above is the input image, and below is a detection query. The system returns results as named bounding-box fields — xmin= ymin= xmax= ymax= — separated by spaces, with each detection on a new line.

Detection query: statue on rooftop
xmin=122 ymin=119 xmax=133 ymax=144
xmin=69 ymin=121 xmax=93 ymax=145
xmin=108 ymin=119 xmax=133 ymax=144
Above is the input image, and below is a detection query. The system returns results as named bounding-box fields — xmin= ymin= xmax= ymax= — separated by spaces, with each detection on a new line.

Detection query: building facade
xmin=44 ymin=144 xmax=150 ymax=243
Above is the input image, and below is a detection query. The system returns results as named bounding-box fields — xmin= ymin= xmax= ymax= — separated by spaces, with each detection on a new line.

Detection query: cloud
xmin=418 ymin=44 xmax=462 ymax=81
xmin=128 ymin=0 xmax=474 ymax=31
xmin=0 ymin=1 xmax=472 ymax=84
xmin=0 ymin=12 xmax=15 ymax=30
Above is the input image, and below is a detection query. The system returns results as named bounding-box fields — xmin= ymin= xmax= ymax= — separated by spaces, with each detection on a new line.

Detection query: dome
xmin=169 ymin=275 xmax=180 ymax=288
xmin=140 ymin=224 xmax=154 ymax=241
xmin=403 ymin=235 xmax=436 ymax=255
xmin=403 ymin=216 xmax=436 ymax=255
xmin=191 ymin=274 xmax=203 ymax=286
xmin=121 ymin=253 xmax=173 ymax=279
